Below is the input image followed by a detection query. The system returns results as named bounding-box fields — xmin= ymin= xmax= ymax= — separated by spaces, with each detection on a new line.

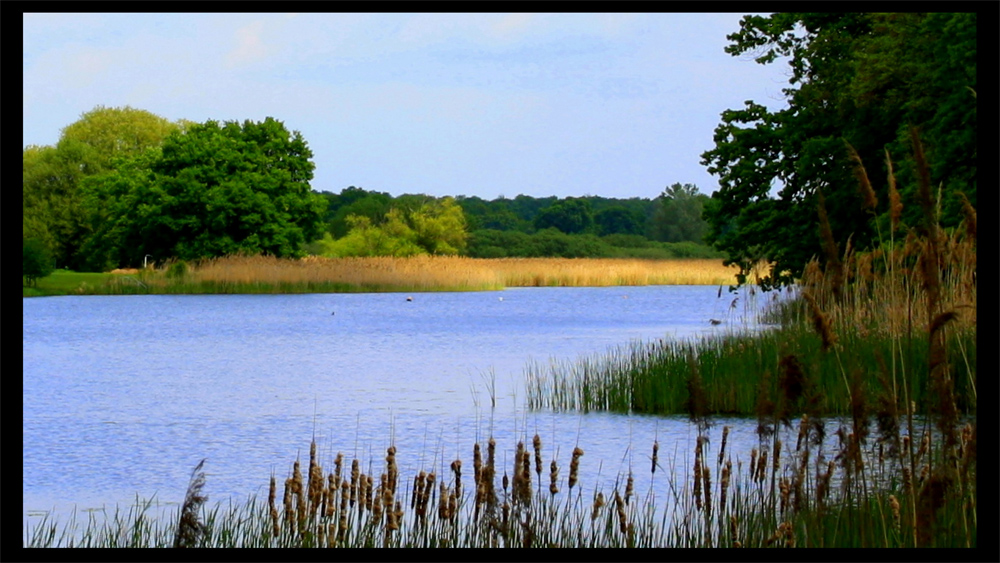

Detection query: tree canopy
xmin=80 ymin=117 xmax=327 ymax=268
xmin=23 ymin=106 xmax=183 ymax=269
xmin=701 ymin=12 xmax=976 ymax=288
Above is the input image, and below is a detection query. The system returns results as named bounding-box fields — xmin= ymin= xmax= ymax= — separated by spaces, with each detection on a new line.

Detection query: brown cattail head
xmin=591 ymin=491 xmax=605 ymax=521
xmin=651 ymin=440 xmax=659 ymax=475
xmin=549 ymin=459 xmax=559 ymax=495
xmin=533 ymin=434 xmax=543 ymax=477
xmin=845 ymin=140 xmax=878 ymax=211
xmin=569 ymin=447 xmax=584 ymax=489
xmin=803 ymin=291 xmax=837 ymax=352
xmin=720 ymin=460 xmax=732 ymax=513
xmin=718 ymin=426 xmax=730 ymax=466
xmin=816 ymin=189 xmax=844 ymax=302
xmin=885 ymin=149 xmax=903 ymax=232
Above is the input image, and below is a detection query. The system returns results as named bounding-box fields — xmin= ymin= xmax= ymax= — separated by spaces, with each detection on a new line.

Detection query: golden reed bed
xmin=180 ymin=255 xmax=743 ymax=291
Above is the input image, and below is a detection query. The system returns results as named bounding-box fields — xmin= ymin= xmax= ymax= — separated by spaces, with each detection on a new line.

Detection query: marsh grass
xmin=25 ymin=420 xmax=975 ymax=548
xmin=46 ymin=256 xmax=744 ymax=295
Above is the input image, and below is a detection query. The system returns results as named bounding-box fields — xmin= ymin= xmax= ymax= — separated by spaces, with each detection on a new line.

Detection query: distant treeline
xmin=313 ymin=184 xmax=722 ymax=260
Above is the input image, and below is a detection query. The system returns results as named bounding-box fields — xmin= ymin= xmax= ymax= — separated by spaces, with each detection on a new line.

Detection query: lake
xmin=23 ymin=285 xmax=788 ymax=529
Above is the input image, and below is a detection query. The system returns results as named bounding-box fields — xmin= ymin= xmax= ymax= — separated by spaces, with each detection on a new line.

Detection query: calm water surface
xmin=24 ymin=286 xmax=782 ymax=527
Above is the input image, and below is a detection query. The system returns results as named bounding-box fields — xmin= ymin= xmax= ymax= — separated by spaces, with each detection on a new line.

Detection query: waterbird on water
xmin=406 ymin=296 xmax=413 ymax=302
xmin=709 ymin=319 xmax=722 ymax=326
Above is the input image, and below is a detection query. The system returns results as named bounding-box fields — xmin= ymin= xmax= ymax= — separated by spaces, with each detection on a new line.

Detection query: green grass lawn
xmin=23 ymin=269 xmax=118 ymax=297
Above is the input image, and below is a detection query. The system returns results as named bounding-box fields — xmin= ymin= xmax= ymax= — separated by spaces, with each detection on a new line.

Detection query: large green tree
xmin=81 ymin=117 xmax=327 ymax=267
xmin=652 ymin=183 xmax=710 ymax=243
xmin=701 ymin=13 xmax=976 ymax=288
xmin=23 ymin=106 xmax=181 ymax=269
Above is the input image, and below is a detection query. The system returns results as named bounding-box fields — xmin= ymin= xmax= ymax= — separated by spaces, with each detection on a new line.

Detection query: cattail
xmin=694 ymin=437 xmax=705 ymax=510
xmin=750 ymin=448 xmax=758 ymax=480
xmin=779 ymin=476 xmax=791 ymax=513
xmin=549 ymin=459 xmax=560 ymax=495
xmin=591 ymin=491 xmax=605 ymax=521
xmin=438 ymin=482 xmax=449 ymax=520
xmin=485 ymin=438 xmax=497 ymax=507
xmin=269 ymin=474 xmax=280 ymax=537
xmin=916 ymin=433 xmax=930 ymax=465
xmin=569 ymin=447 xmax=584 ymax=490
xmin=386 ymin=446 xmax=398 ymax=495
xmin=283 ymin=477 xmax=295 ymax=530
xmin=372 ymin=476 xmax=384 ymax=522
xmin=533 ymin=434 xmax=543 ymax=478
xmin=651 ymin=440 xmax=659 ymax=475
xmin=783 ymin=520 xmax=796 ymax=548
xmin=614 ymin=490 xmax=628 ymax=535
xmin=448 ymin=490 xmax=458 ymax=523
xmin=730 ymin=515 xmax=739 ymax=547
xmin=308 ymin=441 xmax=322 ymax=518
xmin=703 ymin=465 xmax=712 ymax=518
xmin=326 ymin=474 xmax=337 ymax=518
xmin=720 ymin=461 xmax=731 ymax=514
xmin=356 ymin=472 xmax=367 ymax=516
xmin=796 ymin=415 xmax=810 ymax=452
xmin=412 ymin=471 xmax=425 ymax=510
xmin=624 ymin=473 xmax=634 ymax=505
xmin=772 ymin=439 xmax=782 ymax=480
xmin=756 ymin=449 xmax=768 ymax=484
xmin=334 ymin=452 xmax=344 ymax=484
xmin=512 ymin=441 xmax=524 ymax=503
xmin=803 ymin=291 xmax=837 ymax=351
xmin=451 ymin=459 xmax=462 ymax=502
xmin=338 ymin=480 xmax=349 ymax=541
xmin=889 ymin=494 xmax=901 ymax=534
xmin=845 ymin=141 xmax=878 ymax=211
xmin=350 ymin=459 xmax=360 ymax=507
xmin=293 ymin=460 xmax=306 ymax=531
xmin=793 ymin=448 xmax=809 ymax=513
xmin=386 ymin=495 xmax=400 ymax=532
xmin=365 ymin=474 xmax=374 ymax=513
xmin=519 ymin=449 xmax=532 ymax=505
xmin=718 ymin=426 xmax=730 ymax=466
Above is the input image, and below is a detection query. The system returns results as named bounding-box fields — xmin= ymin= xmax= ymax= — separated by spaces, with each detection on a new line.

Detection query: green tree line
xmin=24 ymin=106 xmax=718 ymax=274
xmin=313 ymin=184 xmax=719 ymax=259
xmin=701 ymin=12 xmax=976 ymax=288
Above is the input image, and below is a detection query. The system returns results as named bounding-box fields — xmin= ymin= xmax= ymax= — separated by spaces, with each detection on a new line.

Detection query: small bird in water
xmin=406 ymin=296 xmax=413 ymax=302
xmin=709 ymin=319 xmax=722 ymax=326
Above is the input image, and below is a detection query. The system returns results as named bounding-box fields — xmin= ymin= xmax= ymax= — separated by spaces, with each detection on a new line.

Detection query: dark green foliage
xmin=23 ymin=237 xmax=55 ymax=287
xmin=81 ymin=117 xmax=327 ymax=266
xmin=465 ymin=229 xmax=725 ymax=259
xmin=595 ymin=206 xmax=645 ymax=236
xmin=652 ymin=183 xmax=710 ymax=243
xmin=533 ymin=198 xmax=595 ymax=234
xmin=701 ymin=13 xmax=976 ymax=289
xmin=22 ymin=106 xmax=182 ymax=271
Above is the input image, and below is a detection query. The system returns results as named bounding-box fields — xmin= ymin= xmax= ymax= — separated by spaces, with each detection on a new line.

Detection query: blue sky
xmin=23 ymin=12 xmax=790 ymax=200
